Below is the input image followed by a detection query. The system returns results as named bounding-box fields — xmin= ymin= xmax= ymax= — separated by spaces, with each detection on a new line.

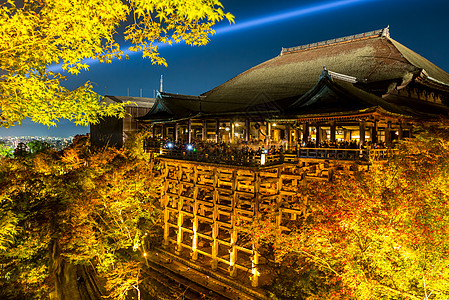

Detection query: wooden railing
xmin=369 ymin=148 xmax=399 ymax=161
xmin=298 ymin=148 xmax=368 ymax=161
xmin=159 ymin=149 xmax=283 ymax=167
xmin=155 ymin=146 xmax=397 ymax=166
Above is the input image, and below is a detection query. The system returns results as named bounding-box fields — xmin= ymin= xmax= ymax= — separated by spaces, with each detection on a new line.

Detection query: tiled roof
xmin=201 ymin=28 xmax=449 ymax=113
xmin=138 ymin=92 xmax=204 ymax=121
xmin=104 ymin=95 xmax=156 ymax=108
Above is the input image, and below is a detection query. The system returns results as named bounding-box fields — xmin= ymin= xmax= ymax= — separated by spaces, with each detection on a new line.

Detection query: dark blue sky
xmin=2 ymin=0 xmax=449 ymax=137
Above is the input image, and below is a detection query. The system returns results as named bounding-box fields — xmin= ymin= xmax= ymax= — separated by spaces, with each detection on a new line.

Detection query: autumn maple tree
xmin=0 ymin=0 xmax=233 ymax=127
xmin=244 ymin=122 xmax=449 ymax=299
xmin=0 ymin=132 xmax=164 ymax=299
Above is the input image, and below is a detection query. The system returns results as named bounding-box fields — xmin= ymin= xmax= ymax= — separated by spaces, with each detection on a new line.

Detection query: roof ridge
xmin=160 ymin=91 xmax=205 ymax=99
xmin=281 ymin=27 xmax=390 ymax=55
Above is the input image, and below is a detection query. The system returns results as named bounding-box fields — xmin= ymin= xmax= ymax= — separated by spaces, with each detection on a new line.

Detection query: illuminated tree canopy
xmin=0 ymin=133 xmax=163 ymax=299
xmin=242 ymin=122 xmax=449 ymax=300
xmin=0 ymin=0 xmax=234 ymax=127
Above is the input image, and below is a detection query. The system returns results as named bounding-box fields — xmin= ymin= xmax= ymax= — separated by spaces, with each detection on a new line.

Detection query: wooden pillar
xmin=174 ymin=123 xmax=179 ymax=142
xmin=229 ymin=228 xmax=238 ymax=277
xmin=245 ymin=119 xmax=250 ymax=142
xmin=398 ymin=122 xmax=403 ymax=140
xmin=330 ymin=121 xmax=336 ymax=142
xmin=386 ymin=121 xmax=392 ymax=146
xmin=175 ymin=173 xmax=184 ymax=255
xmin=359 ymin=120 xmax=366 ymax=148
xmin=286 ymin=123 xmax=291 ymax=150
xmin=192 ymin=186 xmax=199 ymax=261
xmin=371 ymin=120 xmax=378 ymax=144
xmin=163 ymin=207 xmax=169 ymax=247
xmin=250 ymin=171 xmax=261 ymax=284
xmin=152 ymin=124 xmax=156 ymax=138
xmin=254 ymin=172 xmax=260 ymax=227
xmin=211 ymin=168 xmax=219 ymax=270
xmin=294 ymin=129 xmax=299 ymax=146
xmin=161 ymin=124 xmax=166 ymax=139
xmin=229 ymin=170 xmax=238 ymax=278
xmin=188 ymin=119 xmax=192 ymax=144
xmin=176 ymin=211 xmax=184 ymax=255
xmin=201 ymin=120 xmax=206 ymax=141
xmin=266 ymin=122 xmax=271 ymax=146
xmin=231 ymin=122 xmax=236 ymax=143
xmin=215 ymin=119 xmax=220 ymax=143
xmin=315 ymin=125 xmax=321 ymax=147
xmin=251 ymin=243 xmax=260 ymax=287
xmin=303 ymin=123 xmax=309 ymax=143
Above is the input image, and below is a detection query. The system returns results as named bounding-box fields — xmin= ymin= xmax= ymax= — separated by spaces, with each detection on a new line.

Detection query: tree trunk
xmin=49 ymin=242 xmax=105 ymax=300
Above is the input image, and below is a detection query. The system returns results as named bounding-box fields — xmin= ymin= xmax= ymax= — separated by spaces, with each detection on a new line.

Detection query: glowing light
xmin=144 ymin=252 xmax=147 ymax=257
xmin=47 ymin=0 xmax=376 ymax=72
xmin=214 ymin=0 xmax=376 ymax=35
xmin=225 ymin=127 xmax=230 ymax=131
xmin=272 ymin=123 xmax=277 ymax=127
xmin=167 ymin=142 xmax=173 ymax=148
xmin=187 ymin=144 xmax=193 ymax=150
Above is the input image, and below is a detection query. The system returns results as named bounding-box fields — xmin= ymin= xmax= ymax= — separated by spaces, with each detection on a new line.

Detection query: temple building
xmin=95 ymin=28 xmax=449 ymax=296
xmin=90 ymin=95 xmax=155 ymax=148
xmin=139 ymin=27 xmax=449 ymax=151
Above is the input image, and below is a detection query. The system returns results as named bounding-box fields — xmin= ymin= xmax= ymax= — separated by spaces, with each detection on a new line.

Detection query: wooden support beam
xmin=251 ymin=243 xmax=260 ymax=287
xmin=188 ymin=119 xmax=192 ymax=144
xmin=215 ymin=119 xmax=220 ymax=143
xmin=229 ymin=169 xmax=238 ymax=278
xmin=315 ymin=125 xmax=321 ymax=147
xmin=303 ymin=122 xmax=309 ymax=143
xmin=161 ymin=124 xmax=166 ymax=139
xmin=245 ymin=119 xmax=250 ymax=142
xmin=359 ymin=120 xmax=366 ymax=148
xmin=266 ymin=122 xmax=271 ymax=146
xmin=176 ymin=212 xmax=184 ymax=255
xmin=330 ymin=121 xmax=336 ymax=142
xmin=372 ymin=119 xmax=378 ymax=144
xmin=174 ymin=123 xmax=179 ymax=142
xmin=386 ymin=121 xmax=392 ymax=146
xmin=176 ymin=181 xmax=184 ymax=255
xmin=192 ymin=191 xmax=199 ymax=261
xmin=231 ymin=122 xmax=235 ymax=143
xmin=211 ymin=168 xmax=219 ymax=270
xmin=163 ymin=208 xmax=170 ymax=247
xmin=229 ymin=228 xmax=238 ymax=277
xmin=202 ymin=120 xmax=206 ymax=141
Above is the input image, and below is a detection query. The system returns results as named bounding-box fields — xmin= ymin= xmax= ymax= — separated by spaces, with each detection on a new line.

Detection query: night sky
xmin=2 ymin=0 xmax=449 ymax=137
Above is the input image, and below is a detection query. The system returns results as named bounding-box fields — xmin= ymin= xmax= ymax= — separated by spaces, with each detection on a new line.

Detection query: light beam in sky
xmin=48 ymin=0 xmax=376 ymax=72
xmin=214 ymin=0 xmax=375 ymax=35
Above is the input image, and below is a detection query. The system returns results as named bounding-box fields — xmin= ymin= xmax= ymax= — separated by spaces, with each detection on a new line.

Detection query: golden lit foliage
xmin=0 ymin=134 xmax=162 ymax=299
xmin=243 ymin=122 xmax=449 ymax=299
xmin=0 ymin=0 xmax=233 ymax=127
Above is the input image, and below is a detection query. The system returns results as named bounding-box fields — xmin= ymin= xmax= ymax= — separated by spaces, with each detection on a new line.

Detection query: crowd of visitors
xmin=143 ymin=137 xmax=391 ymax=165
